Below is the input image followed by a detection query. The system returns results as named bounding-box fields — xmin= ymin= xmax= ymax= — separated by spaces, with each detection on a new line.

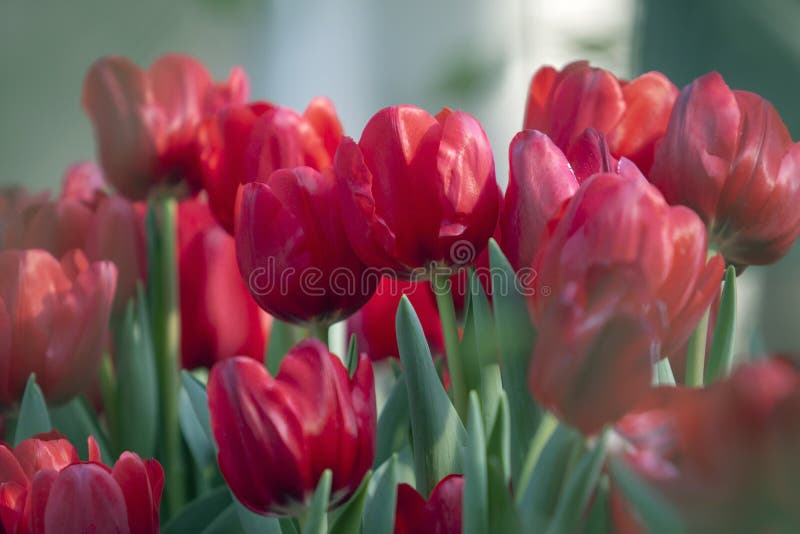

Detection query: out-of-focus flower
xmin=198 ymin=97 xmax=343 ymax=234
xmin=236 ymin=166 xmax=376 ymax=325
xmin=208 ymin=340 xmax=375 ymax=516
xmin=0 ymin=432 xmax=163 ymax=533
xmin=82 ymin=54 xmax=248 ymax=199
xmin=335 ymin=106 xmax=500 ymax=278
xmin=524 ymin=61 xmax=677 ymax=174
xmin=394 ymin=475 xmax=463 ymax=534
xmin=612 ymin=357 xmax=800 ymax=533
xmin=178 ymin=197 xmax=271 ymax=369
xmin=0 ymin=249 xmax=117 ymax=405
xmin=650 ymin=72 xmax=800 ymax=267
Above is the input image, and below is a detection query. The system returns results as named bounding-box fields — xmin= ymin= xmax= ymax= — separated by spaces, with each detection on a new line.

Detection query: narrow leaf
xmin=653 ymin=358 xmax=676 ymax=386
xmin=705 ymin=266 xmax=737 ymax=383
xmin=346 ymin=334 xmax=359 ymax=378
xmin=463 ymin=392 xmax=488 ymax=534
xmin=330 ymin=471 xmax=371 ymax=534
xmin=181 ymin=371 xmax=213 ymax=444
xmin=487 ymin=457 xmax=522 ymax=533
xmin=305 ymin=470 xmax=332 ymax=534
xmin=179 ymin=388 xmax=215 ymax=470
xmin=486 ymin=392 xmax=511 ymax=484
xmin=14 ymin=375 xmax=51 ymax=445
xmin=234 ymin=499 xmax=282 ymax=534
xmin=202 ymin=505 xmax=244 ymax=534
xmin=609 ymin=459 xmax=686 ymax=534
xmin=163 ymin=486 xmax=232 ymax=534
xmin=364 ymin=454 xmax=398 ymax=533
xmin=375 ymin=376 xmax=409 ymax=468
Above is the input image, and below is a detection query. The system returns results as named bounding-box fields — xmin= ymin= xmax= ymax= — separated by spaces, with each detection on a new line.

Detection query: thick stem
xmin=432 ymin=271 xmax=467 ymax=420
xmin=310 ymin=322 xmax=330 ymax=348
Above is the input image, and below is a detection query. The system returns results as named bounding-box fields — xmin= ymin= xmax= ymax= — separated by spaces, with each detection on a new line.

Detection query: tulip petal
xmin=112 ymin=452 xmax=162 ymax=533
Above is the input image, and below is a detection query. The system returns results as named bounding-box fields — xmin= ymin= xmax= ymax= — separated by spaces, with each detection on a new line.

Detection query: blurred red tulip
xmin=0 ymin=249 xmax=116 ymax=405
xmin=335 ymin=106 xmax=500 ymax=278
xmin=236 ymin=166 xmax=376 ymax=325
xmin=524 ymin=61 xmax=677 ymax=174
xmin=208 ymin=340 xmax=375 ymax=516
xmin=650 ymin=72 xmax=800 ymax=267
xmin=82 ymin=54 xmax=248 ymax=199
xmin=0 ymin=432 xmax=163 ymax=533
xmin=395 ymin=475 xmax=463 ymax=534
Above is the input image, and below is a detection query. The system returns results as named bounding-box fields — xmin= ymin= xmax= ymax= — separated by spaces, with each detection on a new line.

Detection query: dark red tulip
xmin=335 ymin=106 xmax=501 ymax=278
xmin=524 ymin=61 xmax=678 ymax=174
xmin=0 ymin=432 xmax=163 ymax=533
xmin=0 ymin=249 xmax=117 ymax=405
xmin=82 ymin=54 xmax=248 ymax=199
xmin=347 ymin=277 xmax=444 ymax=361
xmin=208 ymin=340 xmax=376 ymax=516
xmin=613 ymin=357 xmax=800 ymax=533
xmin=395 ymin=475 xmax=463 ymax=534
xmin=178 ymin=197 xmax=271 ymax=369
xmin=650 ymin=72 xmax=800 ymax=267
xmin=236 ymin=166 xmax=376 ymax=325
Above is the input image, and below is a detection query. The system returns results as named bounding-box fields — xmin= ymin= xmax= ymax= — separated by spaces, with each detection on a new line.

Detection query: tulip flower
xmin=82 ymin=54 xmax=249 ymax=199
xmin=0 ymin=432 xmax=163 ymax=533
xmin=335 ymin=105 xmax=501 ymax=278
xmin=0 ymin=249 xmax=117 ymax=405
xmin=178 ymin=197 xmax=271 ymax=369
xmin=524 ymin=61 xmax=678 ymax=173
xmin=394 ymin=475 xmax=463 ymax=534
xmin=208 ymin=340 xmax=376 ymax=515
xmin=650 ymin=72 xmax=800 ymax=267
xmin=198 ymin=97 xmax=343 ymax=234
xmin=612 ymin=357 xmax=800 ymax=533
xmin=236 ymin=166 xmax=377 ymax=325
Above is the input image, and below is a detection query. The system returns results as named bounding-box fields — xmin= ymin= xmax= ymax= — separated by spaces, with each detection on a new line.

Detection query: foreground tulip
xmin=335 ymin=105 xmax=501 ymax=278
xmin=236 ymin=166 xmax=376 ymax=325
xmin=613 ymin=357 xmax=800 ymax=533
xmin=208 ymin=340 xmax=375 ymax=515
xmin=0 ymin=432 xmax=163 ymax=533
xmin=178 ymin=197 xmax=271 ymax=369
xmin=524 ymin=61 xmax=677 ymax=173
xmin=82 ymin=54 xmax=248 ymax=199
xmin=395 ymin=475 xmax=463 ymax=534
xmin=0 ymin=249 xmax=117 ymax=405
xmin=650 ymin=72 xmax=800 ymax=267
xmin=198 ymin=97 xmax=343 ymax=233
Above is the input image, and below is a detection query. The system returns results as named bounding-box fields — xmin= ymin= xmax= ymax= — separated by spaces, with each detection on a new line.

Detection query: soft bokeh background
xmin=1 ymin=0 xmax=797 ymax=354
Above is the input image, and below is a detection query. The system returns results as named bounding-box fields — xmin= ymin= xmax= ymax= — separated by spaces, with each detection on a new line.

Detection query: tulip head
xmin=394 ymin=475 xmax=463 ymax=534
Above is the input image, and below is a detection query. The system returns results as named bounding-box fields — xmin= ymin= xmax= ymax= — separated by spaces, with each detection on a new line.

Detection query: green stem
xmin=685 ymin=308 xmax=710 ymax=387
xmin=516 ymin=411 xmax=558 ymax=501
xmin=432 ymin=271 xmax=467 ymax=420
xmin=97 ymin=354 xmax=117 ymax=451
xmin=310 ymin=322 xmax=330 ymax=348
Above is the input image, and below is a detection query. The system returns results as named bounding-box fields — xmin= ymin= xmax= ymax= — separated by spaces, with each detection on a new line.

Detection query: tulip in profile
xmin=394 ymin=475 xmax=463 ymax=534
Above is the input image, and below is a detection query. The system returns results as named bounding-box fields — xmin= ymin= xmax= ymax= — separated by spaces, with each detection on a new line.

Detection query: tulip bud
xmin=394 ymin=475 xmax=463 ymax=534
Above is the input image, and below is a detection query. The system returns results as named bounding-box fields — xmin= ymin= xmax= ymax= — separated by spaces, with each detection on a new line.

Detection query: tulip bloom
xmin=650 ymin=72 xmax=800 ymax=267
xmin=208 ymin=340 xmax=375 ymax=515
xmin=82 ymin=54 xmax=248 ymax=199
xmin=198 ymin=98 xmax=343 ymax=234
xmin=236 ymin=166 xmax=377 ymax=325
xmin=335 ymin=106 xmax=501 ymax=278
xmin=0 ymin=249 xmax=117 ymax=405
xmin=613 ymin=357 xmax=800 ymax=533
xmin=178 ymin=197 xmax=271 ymax=369
xmin=0 ymin=432 xmax=163 ymax=533
xmin=395 ymin=475 xmax=463 ymax=534
xmin=525 ymin=61 xmax=677 ymax=173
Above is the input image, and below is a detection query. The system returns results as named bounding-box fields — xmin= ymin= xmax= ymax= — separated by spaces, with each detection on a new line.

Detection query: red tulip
xmin=178 ymin=197 xmax=271 ymax=369
xmin=0 ymin=432 xmax=163 ymax=533
xmin=335 ymin=106 xmax=500 ymax=278
xmin=395 ymin=475 xmax=463 ymax=534
xmin=347 ymin=277 xmax=444 ymax=361
xmin=82 ymin=54 xmax=248 ymax=199
xmin=208 ymin=340 xmax=375 ymax=515
xmin=650 ymin=72 xmax=800 ymax=267
xmin=0 ymin=249 xmax=117 ymax=405
xmin=198 ymin=97 xmax=343 ymax=234
xmin=524 ymin=61 xmax=678 ymax=174
xmin=236 ymin=166 xmax=376 ymax=325
xmin=613 ymin=357 xmax=800 ymax=533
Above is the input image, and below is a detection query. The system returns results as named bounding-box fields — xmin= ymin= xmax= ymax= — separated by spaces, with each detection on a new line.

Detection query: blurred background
xmin=1 ymin=0 xmax=798 ymax=354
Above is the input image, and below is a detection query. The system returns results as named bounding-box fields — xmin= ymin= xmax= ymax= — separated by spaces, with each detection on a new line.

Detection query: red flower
xmin=82 ymin=54 xmax=248 ymax=199
xmin=236 ymin=166 xmax=376 ymax=325
xmin=650 ymin=72 xmax=800 ymax=267
xmin=0 ymin=249 xmax=116 ymax=405
xmin=395 ymin=475 xmax=463 ymax=534
xmin=335 ymin=106 xmax=500 ymax=278
xmin=0 ymin=432 xmax=163 ymax=533
xmin=524 ymin=61 xmax=677 ymax=174
xmin=208 ymin=340 xmax=375 ymax=516
xmin=613 ymin=357 xmax=800 ymax=533
xmin=197 ymin=98 xmax=343 ymax=234
xmin=347 ymin=277 xmax=443 ymax=361
xmin=177 ymin=197 xmax=271 ymax=369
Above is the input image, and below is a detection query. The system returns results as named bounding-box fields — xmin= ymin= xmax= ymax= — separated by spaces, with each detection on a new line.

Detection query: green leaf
xmin=234 ymin=499 xmax=282 ymax=534
xmin=364 ymin=454 xmax=398 ymax=533
xmin=584 ymin=476 xmax=611 ymax=534
xmin=609 ymin=459 xmax=685 ymax=534
xmin=705 ymin=265 xmax=737 ymax=383
xmin=653 ymin=358 xmax=676 ymax=386
xmin=396 ymin=296 xmax=465 ymax=495
xmin=163 ymin=486 xmax=232 ymax=534
xmin=304 ymin=470 xmax=332 ymax=534
xmin=49 ymin=397 xmax=112 ymax=463
xmin=179 ymin=387 xmax=215 ymax=471
xmin=329 ymin=471 xmax=371 ymax=534
xmin=486 ymin=457 xmax=522 ymax=533
xmin=266 ymin=319 xmax=300 ymax=375
xmin=375 ymin=376 xmax=409 ymax=468
xmin=517 ymin=412 xmax=559 ymax=498
xmin=181 ymin=371 xmax=213 ymax=445
xmin=202 ymin=505 xmax=245 ymax=534
xmin=346 ymin=334 xmax=359 ymax=378
xmin=463 ymin=392 xmax=488 ymax=534
xmin=486 ymin=392 xmax=511 ymax=484
xmin=14 ymin=375 xmax=51 ymax=445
